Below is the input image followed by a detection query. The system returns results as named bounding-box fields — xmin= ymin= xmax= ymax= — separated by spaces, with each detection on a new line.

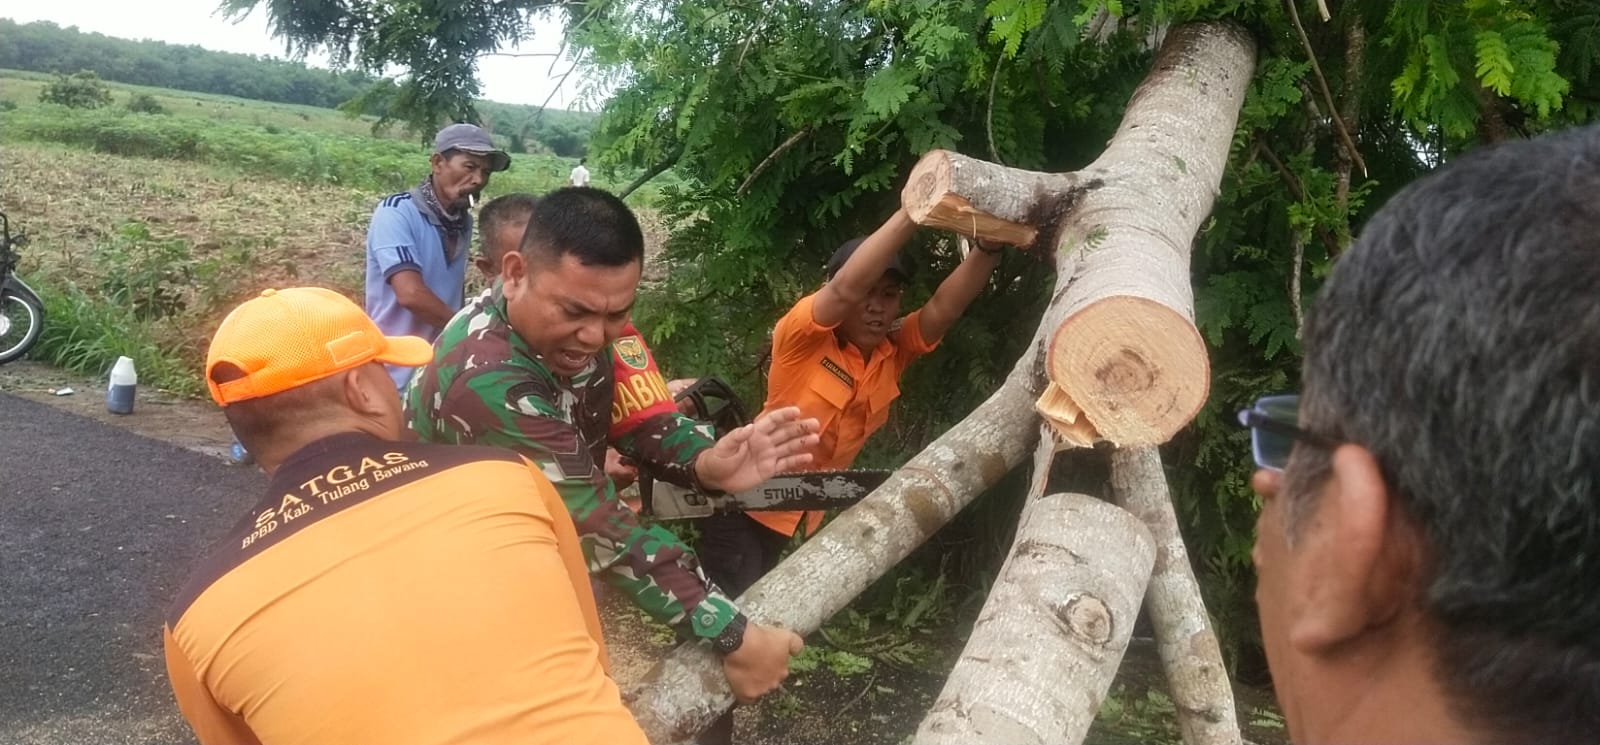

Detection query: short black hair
xmin=518 ymin=186 xmax=643 ymax=268
xmin=1294 ymin=124 xmax=1600 ymax=743
xmin=478 ymin=193 xmax=537 ymax=260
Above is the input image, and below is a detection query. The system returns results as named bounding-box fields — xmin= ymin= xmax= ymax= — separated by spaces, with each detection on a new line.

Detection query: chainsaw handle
xmin=672 ymin=375 xmax=751 ymax=433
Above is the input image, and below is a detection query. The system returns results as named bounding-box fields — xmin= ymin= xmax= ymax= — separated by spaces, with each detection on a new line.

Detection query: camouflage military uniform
xmin=406 ymin=288 xmax=739 ymax=640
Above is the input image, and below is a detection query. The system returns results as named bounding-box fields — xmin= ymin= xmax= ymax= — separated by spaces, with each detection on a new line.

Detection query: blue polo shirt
xmin=364 ymin=192 xmax=469 ymax=389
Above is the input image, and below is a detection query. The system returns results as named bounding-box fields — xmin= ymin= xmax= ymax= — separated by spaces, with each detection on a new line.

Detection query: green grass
xmin=0 ymin=68 xmax=388 ymax=139
xmin=0 ymin=72 xmax=674 ymax=397
xmin=0 ymin=69 xmax=666 ymax=202
xmin=31 ymin=281 xmax=205 ymax=397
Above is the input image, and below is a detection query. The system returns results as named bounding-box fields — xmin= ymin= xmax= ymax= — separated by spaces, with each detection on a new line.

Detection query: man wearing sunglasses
xmin=1237 ymin=125 xmax=1600 ymax=745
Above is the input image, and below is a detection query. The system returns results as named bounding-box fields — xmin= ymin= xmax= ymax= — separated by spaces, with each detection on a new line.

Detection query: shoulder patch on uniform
xmin=614 ymin=335 xmax=649 ymax=370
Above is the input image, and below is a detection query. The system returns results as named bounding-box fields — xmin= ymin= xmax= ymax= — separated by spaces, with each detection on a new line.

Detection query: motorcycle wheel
xmin=0 ymin=289 xmax=44 ymax=364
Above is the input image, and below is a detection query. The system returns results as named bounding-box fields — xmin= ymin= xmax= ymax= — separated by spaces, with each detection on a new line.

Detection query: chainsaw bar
xmin=640 ymin=469 xmax=891 ymax=520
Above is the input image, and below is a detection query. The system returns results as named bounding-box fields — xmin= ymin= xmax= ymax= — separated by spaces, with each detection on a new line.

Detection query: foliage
xmin=31 ymin=282 xmax=205 ymax=398
xmin=94 ymin=223 xmax=200 ymax=320
xmin=39 ymin=70 xmax=114 ymax=109
xmin=125 ymin=92 xmax=168 ymax=115
xmin=22 ymin=221 xmax=264 ymax=397
xmin=218 ymin=0 xmax=580 ymax=136
xmin=1095 ymin=685 xmax=1181 ymax=745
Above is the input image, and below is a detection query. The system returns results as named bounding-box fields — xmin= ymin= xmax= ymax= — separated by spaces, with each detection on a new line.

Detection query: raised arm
xmin=915 ymin=244 xmax=1003 ymax=344
xmin=811 ymin=208 xmax=918 ymax=328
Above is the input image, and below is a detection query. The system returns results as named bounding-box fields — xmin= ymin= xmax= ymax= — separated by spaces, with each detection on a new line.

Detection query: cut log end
xmin=902 ymin=150 xmax=1040 ymax=246
xmin=1036 ymin=382 xmax=1100 ymax=448
xmin=1042 ymin=296 xmax=1209 ymax=447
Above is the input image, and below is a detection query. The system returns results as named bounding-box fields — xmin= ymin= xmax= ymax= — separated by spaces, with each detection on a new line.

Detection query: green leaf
xmin=860 ymin=66 xmax=917 ymax=121
xmin=1474 ymin=30 xmax=1515 ymax=95
xmin=985 ymin=0 xmax=1047 ymax=58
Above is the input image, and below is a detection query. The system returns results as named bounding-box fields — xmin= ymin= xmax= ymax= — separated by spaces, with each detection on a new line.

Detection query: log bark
xmin=901 ymin=150 xmax=1070 ymax=249
xmin=1110 ymin=447 xmax=1241 ymax=745
xmin=906 ymin=23 xmax=1255 ymax=449
xmin=913 ymin=493 xmax=1156 ymax=745
xmin=626 ymin=22 xmax=1256 ymax=741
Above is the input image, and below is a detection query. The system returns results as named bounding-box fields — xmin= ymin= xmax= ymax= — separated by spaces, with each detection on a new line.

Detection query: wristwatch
xmin=712 ymin=613 xmax=748 ymax=655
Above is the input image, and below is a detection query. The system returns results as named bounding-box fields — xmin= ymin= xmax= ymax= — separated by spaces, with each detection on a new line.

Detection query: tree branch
xmin=1254 ymin=140 xmax=1343 ymax=257
xmin=986 ymin=53 xmax=1008 ymax=166
xmin=481 ymin=51 xmax=561 ymax=59
xmin=1109 ymin=448 xmax=1242 ymax=745
xmin=912 ymin=493 xmax=1155 ymax=745
xmin=1334 ymin=17 xmax=1365 ymax=214
xmin=619 ymin=145 xmax=684 ymax=199
xmin=735 ymin=1 xmax=778 ymax=70
xmin=1291 ymin=230 xmax=1306 ymax=338
xmin=1284 ymin=0 xmax=1367 ymax=178
xmin=530 ymin=53 xmax=584 ymax=129
xmin=736 ymin=128 xmax=812 ymax=196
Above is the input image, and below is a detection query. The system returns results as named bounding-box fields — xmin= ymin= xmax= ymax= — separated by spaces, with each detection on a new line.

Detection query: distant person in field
xmin=1239 ymin=125 xmax=1600 ymax=744
xmin=476 ymin=192 xmax=697 ymax=493
xmin=704 ymin=209 xmax=1013 ymax=601
xmin=166 ymin=286 xmax=645 ymax=745
xmin=365 ymin=122 xmax=509 ymax=390
xmin=569 ymin=157 xmax=591 ymax=188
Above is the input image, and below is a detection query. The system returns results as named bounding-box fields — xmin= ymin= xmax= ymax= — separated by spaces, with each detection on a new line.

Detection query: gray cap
xmin=433 ymin=123 xmax=511 ymax=173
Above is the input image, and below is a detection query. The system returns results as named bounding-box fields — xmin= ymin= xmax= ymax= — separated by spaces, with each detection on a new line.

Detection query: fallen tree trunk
xmin=627 ymin=21 xmax=1256 ymax=742
xmin=625 ymin=358 xmax=1048 ymax=743
xmin=1111 ymin=447 xmax=1241 ymax=745
xmin=904 ymin=22 xmax=1255 ymax=449
xmin=913 ymin=492 xmax=1156 ymax=745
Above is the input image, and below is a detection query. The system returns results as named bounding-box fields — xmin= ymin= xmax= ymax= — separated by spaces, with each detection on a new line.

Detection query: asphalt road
xmin=0 ymin=393 xmax=261 ymax=745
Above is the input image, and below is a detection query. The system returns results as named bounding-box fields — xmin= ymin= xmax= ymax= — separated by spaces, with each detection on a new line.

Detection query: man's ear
xmin=500 ymin=248 xmax=526 ymax=285
xmin=1288 ymin=444 xmax=1419 ymax=653
xmin=341 ymin=365 xmax=392 ymax=420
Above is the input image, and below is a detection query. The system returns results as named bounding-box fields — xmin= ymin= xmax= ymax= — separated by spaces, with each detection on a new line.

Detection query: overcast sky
xmin=0 ymin=0 xmax=597 ymax=109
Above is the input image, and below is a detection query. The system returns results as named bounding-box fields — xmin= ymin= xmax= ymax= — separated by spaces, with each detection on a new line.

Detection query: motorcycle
xmin=0 ymin=211 xmax=45 ymax=365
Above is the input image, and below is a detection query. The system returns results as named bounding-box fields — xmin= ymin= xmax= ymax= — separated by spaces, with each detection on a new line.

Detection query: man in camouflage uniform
xmin=407 ymin=186 xmax=815 ymax=712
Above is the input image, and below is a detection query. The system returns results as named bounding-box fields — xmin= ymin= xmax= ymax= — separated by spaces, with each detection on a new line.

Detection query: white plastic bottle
xmin=106 ymin=356 xmax=137 ymax=415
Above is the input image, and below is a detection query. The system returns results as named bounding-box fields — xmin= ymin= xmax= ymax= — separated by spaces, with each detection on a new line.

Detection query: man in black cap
xmin=687 ymin=206 xmax=1007 ymax=745
xmin=712 ymin=207 xmax=1005 ymax=596
xmin=364 ymin=122 xmax=511 ymax=390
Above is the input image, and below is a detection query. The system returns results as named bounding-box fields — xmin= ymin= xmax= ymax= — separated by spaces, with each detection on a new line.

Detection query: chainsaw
xmin=637 ymin=376 xmax=891 ymax=520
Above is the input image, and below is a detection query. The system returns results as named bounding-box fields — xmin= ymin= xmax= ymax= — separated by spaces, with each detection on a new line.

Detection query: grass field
xmin=0 ymin=68 xmax=391 ymax=139
xmin=0 ymin=71 xmax=656 ymax=393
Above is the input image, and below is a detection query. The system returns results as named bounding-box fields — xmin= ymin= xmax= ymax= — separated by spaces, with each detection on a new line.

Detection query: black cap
xmin=825 ymin=238 xmax=912 ymax=281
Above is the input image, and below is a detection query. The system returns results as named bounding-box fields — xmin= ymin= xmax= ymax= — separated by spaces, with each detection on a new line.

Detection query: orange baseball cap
xmin=205 ymin=287 xmax=435 ymax=406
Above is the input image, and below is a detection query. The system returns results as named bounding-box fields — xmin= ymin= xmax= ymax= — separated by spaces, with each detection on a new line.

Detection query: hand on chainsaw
xmin=693 ymin=406 xmax=820 ymax=493
xmin=603 ymin=448 xmax=638 ymax=490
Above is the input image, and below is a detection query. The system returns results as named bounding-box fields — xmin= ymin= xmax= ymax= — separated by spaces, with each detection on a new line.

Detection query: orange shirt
xmin=755 ymin=293 xmax=938 ymax=536
xmin=163 ymin=433 xmax=645 ymax=745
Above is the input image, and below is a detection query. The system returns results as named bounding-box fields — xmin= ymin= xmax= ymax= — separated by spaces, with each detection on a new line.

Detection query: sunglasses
xmin=1235 ymin=394 xmax=1340 ymax=472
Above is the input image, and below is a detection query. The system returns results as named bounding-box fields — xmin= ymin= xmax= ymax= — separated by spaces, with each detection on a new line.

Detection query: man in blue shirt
xmin=366 ymin=123 xmax=510 ymax=389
